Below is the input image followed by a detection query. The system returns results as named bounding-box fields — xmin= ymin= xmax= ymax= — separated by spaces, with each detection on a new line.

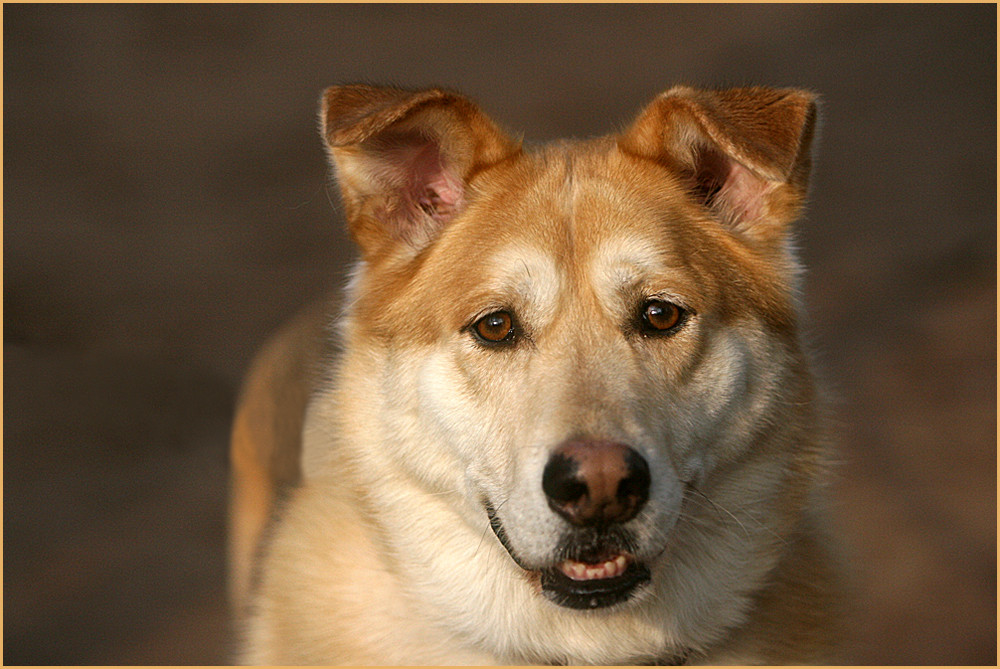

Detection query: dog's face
xmin=319 ymin=85 xmax=820 ymax=657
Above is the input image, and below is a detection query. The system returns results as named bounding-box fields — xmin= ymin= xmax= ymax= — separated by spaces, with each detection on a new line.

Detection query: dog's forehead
xmin=462 ymin=142 xmax=699 ymax=286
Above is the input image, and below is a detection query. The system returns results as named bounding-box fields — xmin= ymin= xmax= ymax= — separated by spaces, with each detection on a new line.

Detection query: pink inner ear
xmin=407 ymin=141 xmax=465 ymax=224
xmin=364 ymin=135 xmax=467 ymax=244
xmin=692 ymin=145 xmax=771 ymax=228
xmin=717 ymin=160 xmax=771 ymax=226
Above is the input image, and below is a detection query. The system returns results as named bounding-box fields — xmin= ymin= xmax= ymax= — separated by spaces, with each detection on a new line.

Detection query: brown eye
xmin=474 ymin=310 xmax=515 ymax=344
xmin=642 ymin=300 xmax=684 ymax=333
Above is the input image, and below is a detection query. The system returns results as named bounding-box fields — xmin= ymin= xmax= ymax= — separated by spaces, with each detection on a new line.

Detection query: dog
xmin=229 ymin=84 xmax=845 ymax=664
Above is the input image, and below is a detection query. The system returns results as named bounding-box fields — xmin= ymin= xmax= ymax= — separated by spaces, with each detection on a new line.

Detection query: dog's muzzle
xmin=487 ymin=439 xmax=654 ymax=610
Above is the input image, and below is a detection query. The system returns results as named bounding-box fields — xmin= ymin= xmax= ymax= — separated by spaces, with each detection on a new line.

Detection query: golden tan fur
xmin=227 ymin=299 xmax=332 ymax=613
xmin=230 ymin=85 xmax=845 ymax=664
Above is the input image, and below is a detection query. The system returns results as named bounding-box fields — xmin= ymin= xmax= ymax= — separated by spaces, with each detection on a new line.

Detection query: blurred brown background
xmin=4 ymin=5 xmax=995 ymax=665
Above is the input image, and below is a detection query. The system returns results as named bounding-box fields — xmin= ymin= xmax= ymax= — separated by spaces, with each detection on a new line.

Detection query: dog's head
xmin=318 ymin=84 xmax=821 ymax=658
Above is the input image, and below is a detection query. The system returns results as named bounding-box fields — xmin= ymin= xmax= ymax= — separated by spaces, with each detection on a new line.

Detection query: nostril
xmin=542 ymin=453 xmax=586 ymax=506
xmin=542 ymin=440 xmax=650 ymax=526
xmin=619 ymin=448 xmax=651 ymax=508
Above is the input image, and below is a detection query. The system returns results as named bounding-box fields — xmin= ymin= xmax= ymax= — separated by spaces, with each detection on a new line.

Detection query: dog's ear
xmin=320 ymin=85 xmax=520 ymax=257
xmin=619 ymin=86 xmax=818 ymax=242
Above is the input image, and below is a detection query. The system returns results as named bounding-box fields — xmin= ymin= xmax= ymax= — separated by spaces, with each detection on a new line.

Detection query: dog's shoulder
xmin=228 ymin=295 xmax=336 ymax=611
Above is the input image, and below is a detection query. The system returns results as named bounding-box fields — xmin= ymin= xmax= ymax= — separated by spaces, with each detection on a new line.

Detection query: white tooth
xmin=561 ymin=557 xmax=633 ymax=581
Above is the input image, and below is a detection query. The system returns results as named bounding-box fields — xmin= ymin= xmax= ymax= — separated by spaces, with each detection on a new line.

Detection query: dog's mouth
xmin=541 ymin=553 xmax=651 ymax=609
xmin=486 ymin=502 xmax=651 ymax=610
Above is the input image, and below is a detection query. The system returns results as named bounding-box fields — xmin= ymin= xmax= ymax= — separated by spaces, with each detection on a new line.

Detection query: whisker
xmin=422 ymin=487 xmax=465 ymax=497
xmin=686 ymin=485 xmax=789 ymax=547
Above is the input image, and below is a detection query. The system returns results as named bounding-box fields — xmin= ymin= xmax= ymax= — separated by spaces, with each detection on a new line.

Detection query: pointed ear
xmin=320 ymin=85 xmax=520 ymax=257
xmin=618 ymin=86 xmax=818 ymax=241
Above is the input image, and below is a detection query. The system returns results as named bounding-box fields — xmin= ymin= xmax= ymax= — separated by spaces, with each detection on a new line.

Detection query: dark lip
xmin=486 ymin=501 xmax=651 ymax=609
xmin=486 ymin=500 xmax=531 ymax=570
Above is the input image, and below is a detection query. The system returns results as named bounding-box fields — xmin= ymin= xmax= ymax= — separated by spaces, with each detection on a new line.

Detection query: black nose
xmin=542 ymin=439 xmax=650 ymax=526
